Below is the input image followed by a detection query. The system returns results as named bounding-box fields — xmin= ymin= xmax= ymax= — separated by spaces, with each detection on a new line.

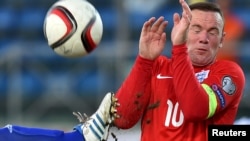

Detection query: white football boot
xmin=74 ymin=92 xmax=119 ymax=141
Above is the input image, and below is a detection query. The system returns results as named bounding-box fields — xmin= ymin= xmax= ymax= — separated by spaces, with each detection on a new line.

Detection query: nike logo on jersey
xmin=157 ymin=74 xmax=173 ymax=79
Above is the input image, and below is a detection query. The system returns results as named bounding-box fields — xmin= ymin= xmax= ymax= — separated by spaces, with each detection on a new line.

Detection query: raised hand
xmin=139 ymin=16 xmax=168 ymax=60
xmin=171 ymin=0 xmax=192 ymax=46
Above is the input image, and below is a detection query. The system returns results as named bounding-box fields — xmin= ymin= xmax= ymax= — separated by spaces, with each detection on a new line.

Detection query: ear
xmin=219 ymin=31 xmax=226 ymax=48
xmin=219 ymin=43 xmax=223 ymax=48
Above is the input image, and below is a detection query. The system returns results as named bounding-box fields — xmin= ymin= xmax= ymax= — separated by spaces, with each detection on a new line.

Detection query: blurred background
xmin=0 ymin=0 xmax=249 ymax=139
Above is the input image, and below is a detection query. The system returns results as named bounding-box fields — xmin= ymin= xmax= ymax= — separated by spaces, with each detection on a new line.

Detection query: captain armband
xmin=201 ymin=84 xmax=217 ymax=119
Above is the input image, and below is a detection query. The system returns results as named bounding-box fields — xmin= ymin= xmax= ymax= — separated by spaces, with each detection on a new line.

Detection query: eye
xmin=191 ymin=27 xmax=201 ymax=33
xmin=208 ymin=31 xmax=218 ymax=36
xmin=194 ymin=29 xmax=201 ymax=33
xmin=209 ymin=32 xmax=215 ymax=35
xmin=208 ymin=29 xmax=219 ymax=36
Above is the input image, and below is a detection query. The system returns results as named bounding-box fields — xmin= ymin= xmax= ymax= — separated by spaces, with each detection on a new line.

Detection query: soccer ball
xmin=43 ymin=0 xmax=103 ymax=58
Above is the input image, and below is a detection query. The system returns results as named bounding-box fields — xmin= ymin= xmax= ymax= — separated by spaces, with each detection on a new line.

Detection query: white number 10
xmin=165 ymin=100 xmax=184 ymax=127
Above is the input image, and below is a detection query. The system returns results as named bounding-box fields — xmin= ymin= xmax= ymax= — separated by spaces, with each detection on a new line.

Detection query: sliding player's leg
xmin=0 ymin=125 xmax=82 ymax=141
xmin=74 ymin=92 xmax=118 ymax=141
xmin=0 ymin=92 xmax=118 ymax=141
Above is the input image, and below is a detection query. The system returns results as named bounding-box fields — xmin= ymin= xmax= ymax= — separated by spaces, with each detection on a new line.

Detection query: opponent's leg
xmin=74 ymin=92 xmax=119 ymax=141
xmin=0 ymin=92 xmax=118 ymax=141
xmin=0 ymin=124 xmax=83 ymax=141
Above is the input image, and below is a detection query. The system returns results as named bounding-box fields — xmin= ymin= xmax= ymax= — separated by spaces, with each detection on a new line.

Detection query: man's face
xmin=186 ymin=10 xmax=225 ymax=66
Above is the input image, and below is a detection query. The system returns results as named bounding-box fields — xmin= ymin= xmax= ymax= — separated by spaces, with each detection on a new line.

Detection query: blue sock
xmin=0 ymin=124 xmax=84 ymax=141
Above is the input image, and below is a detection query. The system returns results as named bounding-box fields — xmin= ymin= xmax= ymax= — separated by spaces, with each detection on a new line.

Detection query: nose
xmin=199 ymin=31 xmax=209 ymax=44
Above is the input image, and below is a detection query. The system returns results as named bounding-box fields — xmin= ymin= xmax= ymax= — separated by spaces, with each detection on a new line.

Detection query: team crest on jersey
xmin=222 ymin=76 xmax=236 ymax=95
xmin=195 ymin=70 xmax=210 ymax=83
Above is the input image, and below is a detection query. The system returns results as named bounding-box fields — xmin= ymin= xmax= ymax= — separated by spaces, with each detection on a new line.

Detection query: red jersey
xmin=114 ymin=44 xmax=245 ymax=141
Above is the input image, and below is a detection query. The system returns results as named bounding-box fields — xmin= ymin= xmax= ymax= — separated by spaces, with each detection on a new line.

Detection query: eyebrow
xmin=190 ymin=24 xmax=201 ymax=29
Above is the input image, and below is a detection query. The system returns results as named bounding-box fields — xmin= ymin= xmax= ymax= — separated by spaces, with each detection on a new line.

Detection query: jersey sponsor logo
xmin=195 ymin=70 xmax=210 ymax=83
xmin=212 ymin=84 xmax=225 ymax=108
xmin=157 ymin=74 xmax=173 ymax=79
xmin=222 ymin=76 xmax=236 ymax=95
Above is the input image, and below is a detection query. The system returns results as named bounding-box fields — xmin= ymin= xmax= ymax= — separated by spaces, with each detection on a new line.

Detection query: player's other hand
xmin=139 ymin=16 xmax=168 ymax=60
xmin=171 ymin=0 xmax=192 ymax=46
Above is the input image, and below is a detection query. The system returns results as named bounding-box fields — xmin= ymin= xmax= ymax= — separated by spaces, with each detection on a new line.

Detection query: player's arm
xmin=169 ymin=0 xmax=210 ymax=120
xmin=114 ymin=15 xmax=168 ymax=129
xmin=171 ymin=44 xmax=209 ymax=120
xmin=114 ymin=56 xmax=153 ymax=129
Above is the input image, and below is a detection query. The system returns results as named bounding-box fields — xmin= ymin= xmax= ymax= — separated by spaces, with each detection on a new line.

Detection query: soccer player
xmin=113 ymin=0 xmax=245 ymax=141
xmin=0 ymin=92 xmax=118 ymax=141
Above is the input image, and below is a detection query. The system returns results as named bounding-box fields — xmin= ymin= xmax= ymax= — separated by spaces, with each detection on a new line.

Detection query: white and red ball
xmin=43 ymin=0 xmax=103 ymax=58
